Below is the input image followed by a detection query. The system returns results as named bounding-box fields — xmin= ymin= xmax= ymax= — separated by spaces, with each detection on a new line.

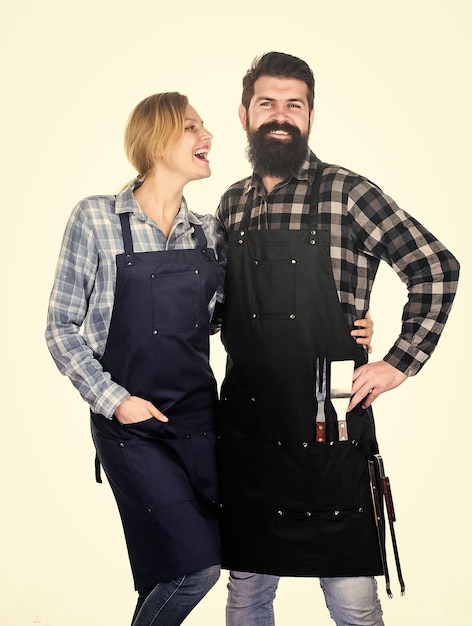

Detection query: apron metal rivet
xmin=120 ymin=442 xmax=125 ymax=447
xmin=153 ymin=330 xmax=158 ymax=335
xmin=277 ymin=441 xmax=282 ymax=446
xmin=195 ymin=269 xmax=199 ymax=274
xmin=359 ymin=508 xmax=364 ymax=513
xmin=306 ymin=511 xmax=312 ymax=517
xmin=334 ymin=510 xmax=340 ymax=516
xmin=277 ymin=510 xmax=283 ymax=516
xmin=250 ymin=397 xmax=255 ymax=402
xmin=151 ymin=274 xmax=155 ymax=279
xmin=254 ymin=260 xmax=259 ymax=265
xmin=311 ymin=229 xmax=317 ymax=235
xmin=252 ymin=313 xmax=257 ymax=318
xmin=291 ymin=259 xmax=297 ymax=264
xmin=289 ymin=314 xmax=296 ymax=319
xmin=310 ymin=239 xmax=316 ymax=245
xmin=195 ymin=323 xmax=199 ymax=327
xmin=302 ymin=442 xmax=308 ymax=447
xmin=238 ymin=240 xmax=244 ymax=245
xmin=240 ymin=231 xmax=245 ymax=236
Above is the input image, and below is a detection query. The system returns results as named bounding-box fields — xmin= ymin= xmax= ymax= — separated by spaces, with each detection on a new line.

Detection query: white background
xmin=1 ymin=1 xmax=470 ymax=624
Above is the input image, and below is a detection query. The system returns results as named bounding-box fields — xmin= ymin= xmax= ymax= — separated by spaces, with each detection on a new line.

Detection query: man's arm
xmin=347 ymin=178 xmax=460 ymax=408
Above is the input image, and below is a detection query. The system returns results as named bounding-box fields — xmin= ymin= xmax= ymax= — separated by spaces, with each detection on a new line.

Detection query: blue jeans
xmin=132 ymin=565 xmax=220 ymax=626
xmin=226 ymin=571 xmax=384 ymax=626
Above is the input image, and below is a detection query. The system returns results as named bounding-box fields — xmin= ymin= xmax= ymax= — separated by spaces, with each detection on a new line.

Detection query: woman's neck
xmin=133 ymin=175 xmax=184 ymax=238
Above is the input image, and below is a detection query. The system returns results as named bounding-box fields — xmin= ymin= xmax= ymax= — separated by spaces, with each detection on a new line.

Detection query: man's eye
xmin=260 ymin=101 xmax=272 ymax=107
xmin=288 ymin=103 xmax=301 ymax=109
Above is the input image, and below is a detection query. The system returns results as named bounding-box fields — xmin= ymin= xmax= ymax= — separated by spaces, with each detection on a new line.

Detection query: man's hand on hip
xmin=348 ymin=361 xmax=408 ymax=411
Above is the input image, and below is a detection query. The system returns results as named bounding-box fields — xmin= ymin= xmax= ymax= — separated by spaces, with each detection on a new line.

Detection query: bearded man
xmin=215 ymin=51 xmax=459 ymax=626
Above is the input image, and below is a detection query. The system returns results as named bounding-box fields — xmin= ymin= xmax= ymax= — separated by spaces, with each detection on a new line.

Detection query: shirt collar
xmin=243 ymin=148 xmax=320 ymax=195
xmin=114 ymin=179 xmax=202 ymax=227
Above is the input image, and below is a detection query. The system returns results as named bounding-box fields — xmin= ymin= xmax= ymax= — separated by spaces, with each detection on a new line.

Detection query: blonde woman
xmin=46 ymin=93 xmax=223 ymax=625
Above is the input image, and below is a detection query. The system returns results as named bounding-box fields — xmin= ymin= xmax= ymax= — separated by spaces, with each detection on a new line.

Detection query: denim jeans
xmin=132 ymin=565 xmax=220 ymax=626
xmin=226 ymin=571 xmax=384 ymax=626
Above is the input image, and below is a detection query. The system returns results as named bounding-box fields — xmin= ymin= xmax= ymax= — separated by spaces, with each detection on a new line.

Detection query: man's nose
xmin=270 ymin=106 xmax=290 ymax=123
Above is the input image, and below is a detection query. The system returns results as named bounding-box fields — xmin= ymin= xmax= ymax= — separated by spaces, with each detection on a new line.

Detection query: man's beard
xmin=246 ymin=122 xmax=309 ymax=179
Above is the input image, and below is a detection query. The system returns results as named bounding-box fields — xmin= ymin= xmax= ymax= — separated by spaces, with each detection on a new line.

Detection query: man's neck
xmin=262 ymin=175 xmax=285 ymax=193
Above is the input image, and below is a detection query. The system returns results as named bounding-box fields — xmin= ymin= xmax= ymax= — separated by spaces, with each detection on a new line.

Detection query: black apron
xmin=91 ymin=211 xmax=221 ymax=590
xmin=218 ymin=166 xmax=383 ymax=577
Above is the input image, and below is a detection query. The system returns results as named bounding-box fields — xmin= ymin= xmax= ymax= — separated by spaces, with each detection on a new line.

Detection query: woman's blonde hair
xmin=124 ymin=92 xmax=189 ymax=180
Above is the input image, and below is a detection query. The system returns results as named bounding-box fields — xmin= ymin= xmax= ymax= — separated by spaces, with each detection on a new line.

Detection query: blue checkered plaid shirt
xmin=46 ymin=180 xmax=226 ymax=418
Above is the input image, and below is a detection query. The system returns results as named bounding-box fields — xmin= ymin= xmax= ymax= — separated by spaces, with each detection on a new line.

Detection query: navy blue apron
xmin=218 ymin=165 xmax=383 ymax=577
xmin=91 ymin=211 xmax=221 ymax=590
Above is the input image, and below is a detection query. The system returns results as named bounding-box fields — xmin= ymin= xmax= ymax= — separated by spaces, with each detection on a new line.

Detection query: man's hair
xmin=241 ymin=52 xmax=315 ymax=111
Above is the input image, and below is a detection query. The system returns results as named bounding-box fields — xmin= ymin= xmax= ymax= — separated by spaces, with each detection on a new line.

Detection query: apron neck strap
xmin=239 ymin=162 xmax=327 ymax=236
xmin=119 ymin=212 xmax=135 ymax=266
xmin=190 ymin=222 xmax=208 ymax=248
xmin=118 ymin=213 xmax=211 ymax=263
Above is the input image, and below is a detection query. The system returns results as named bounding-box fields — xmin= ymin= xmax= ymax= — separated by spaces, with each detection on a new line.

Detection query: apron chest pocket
xmin=152 ymin=267 xmax=200 ymax=332
xmin=252 ymin=258 xmax=297 ymax=320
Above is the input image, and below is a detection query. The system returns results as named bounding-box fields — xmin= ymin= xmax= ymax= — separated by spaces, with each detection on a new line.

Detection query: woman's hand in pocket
xmin=114 ymin=396 xmax=169 ymax=424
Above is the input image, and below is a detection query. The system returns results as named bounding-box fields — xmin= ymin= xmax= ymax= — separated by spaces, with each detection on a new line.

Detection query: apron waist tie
xmin=95 ymin=453 xmax=102 ymax=484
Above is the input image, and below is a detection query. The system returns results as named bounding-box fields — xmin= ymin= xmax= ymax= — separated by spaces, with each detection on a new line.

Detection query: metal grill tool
xmin=315 ymin=357 xmax=327 ymax=442
xmin=330 ymin=360 xmax=354 ymax=441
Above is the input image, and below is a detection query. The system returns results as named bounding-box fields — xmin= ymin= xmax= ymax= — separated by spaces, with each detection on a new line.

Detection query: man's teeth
xmin=270 ymin=130 xmax=289 ymax=135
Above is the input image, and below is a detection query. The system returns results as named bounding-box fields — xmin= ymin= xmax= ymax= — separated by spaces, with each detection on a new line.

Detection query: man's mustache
xmin=256 ymin=122 xmax=301 ymax=137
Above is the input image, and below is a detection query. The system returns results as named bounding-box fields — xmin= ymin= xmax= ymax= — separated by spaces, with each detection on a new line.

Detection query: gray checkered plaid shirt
xmin=216 ymin=149 xmax=459 ymax=376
